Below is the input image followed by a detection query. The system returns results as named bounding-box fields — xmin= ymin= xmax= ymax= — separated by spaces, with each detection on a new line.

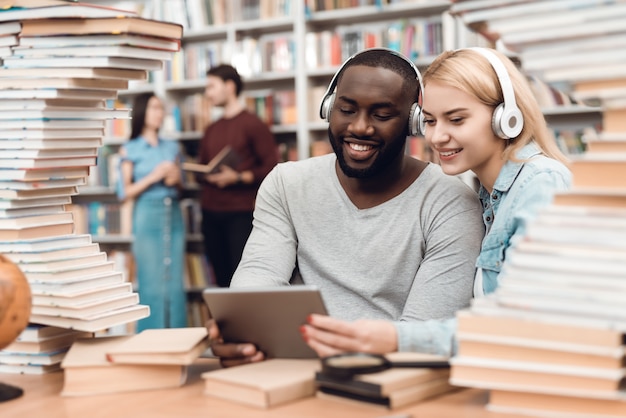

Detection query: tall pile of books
xmin=0 ymin=0 xmax=182 ymax=374
xmin=448 ymin=4 xmax=626 ymax=416
xmin=448 ymin=61 xmax=626 ymax=418
xmin=450 ymin=191 xmax=626 ymax=417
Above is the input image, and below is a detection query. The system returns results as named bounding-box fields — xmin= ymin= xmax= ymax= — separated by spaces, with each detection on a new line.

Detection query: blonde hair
xmin=422 ymin=48 xmax=568 ymax=165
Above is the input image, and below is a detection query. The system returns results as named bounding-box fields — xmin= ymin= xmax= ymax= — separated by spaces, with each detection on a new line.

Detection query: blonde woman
xmin=421 ymin=47 xmax=571 ymax=297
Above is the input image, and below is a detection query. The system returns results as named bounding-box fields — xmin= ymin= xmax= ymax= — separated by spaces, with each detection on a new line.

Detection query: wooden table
xmin=0 ymin=360 xmax=527 ymax=418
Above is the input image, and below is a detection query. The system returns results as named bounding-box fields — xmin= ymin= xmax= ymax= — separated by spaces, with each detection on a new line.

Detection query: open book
xmin=181 ymin=146 xmax=239 ymax=175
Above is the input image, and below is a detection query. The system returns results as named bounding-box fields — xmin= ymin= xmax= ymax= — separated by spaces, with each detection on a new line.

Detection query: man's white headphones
xmin=318 ymin=47 xmax=425 ymax=137
xmin=467 ymin=47 xmax=524 ymax=139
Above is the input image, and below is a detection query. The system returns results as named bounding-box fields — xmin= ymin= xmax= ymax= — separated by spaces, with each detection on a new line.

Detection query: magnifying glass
xmin=320 ymin=352 xmax=450 ymax=380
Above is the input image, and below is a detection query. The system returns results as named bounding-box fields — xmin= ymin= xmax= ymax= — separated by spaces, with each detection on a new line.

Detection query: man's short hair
xmin=207 ymin=64 xmax=244 ymax=96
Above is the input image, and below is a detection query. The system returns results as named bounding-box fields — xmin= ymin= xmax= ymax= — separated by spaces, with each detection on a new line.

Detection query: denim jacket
xmin=395 ymin=142 xmax=572 ymax=356
xmin=476 ymin=142 xmax=572 ymax=294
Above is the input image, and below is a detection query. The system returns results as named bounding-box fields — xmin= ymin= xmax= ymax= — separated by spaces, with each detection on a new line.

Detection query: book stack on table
xmin=0 ymin=0 xmax=183 ymax=374
xmin=315 ymin=352 xmax=454 ymax=410
xmin=449 ymin=146 xmax=626 ymax=417
xmin=61 ymin=327 xmax=209 ymax=396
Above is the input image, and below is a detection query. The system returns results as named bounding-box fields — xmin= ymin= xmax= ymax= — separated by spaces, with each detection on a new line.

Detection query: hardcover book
xmin=317 ymin=377 xmax=453 ymax=410
xmin=105 ymin=327 xmax=209 ymax=365
xmin=30 ymin=304 xmax=150 ymax=333
xmin=19 ymin=16 xmax=183 ymax=39
xmin=201 ymin=359 xmax=321 ymax=408
xmin=488 ymin=388 xmax=626 ymax=418
xmin=0 ymin=67 xmax=148 ymax=80
xmin=182 ymin=146 xmax=240 ymax=175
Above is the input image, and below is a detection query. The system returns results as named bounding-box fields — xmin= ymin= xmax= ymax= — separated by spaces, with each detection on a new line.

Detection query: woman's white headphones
xmin=467 ymin=47 xmax=524 ymax=139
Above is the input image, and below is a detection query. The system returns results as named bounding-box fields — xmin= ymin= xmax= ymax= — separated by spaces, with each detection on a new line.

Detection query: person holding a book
xmin=296 ymin=48 xmax=572 ymax=360
xmin=117 ymin=93 xmax=187 ymax=332
xmin=207 ymin=48 xmax=485 ymax=366
xmin=197 ymin=64 xmax=279 ymax=288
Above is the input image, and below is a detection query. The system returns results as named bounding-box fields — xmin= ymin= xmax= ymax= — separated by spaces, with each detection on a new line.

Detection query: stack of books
xmin=450 ymin=137 xmax=626 ymax=416
xmin=449 ymin=0 xmax=626 ymax=85
xmin=0 ymin=325 xmax=91 ymax=374
xmin=61 ymin=327 xmax=209 ymax=396
xmin=315 ymin=364 xmax=453 ymax=410
xmin=0 ymin=0 xmax=183 ymax=373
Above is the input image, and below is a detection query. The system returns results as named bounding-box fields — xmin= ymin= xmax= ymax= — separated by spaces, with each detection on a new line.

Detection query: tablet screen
xmin=202 ymin=285 xmax=328 ymax=359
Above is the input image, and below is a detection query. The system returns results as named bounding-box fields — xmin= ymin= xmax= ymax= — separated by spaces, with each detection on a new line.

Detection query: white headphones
xmin=467 ymin=47 xmax=524 ymax=139
xmin=319 ymin=47 xmax=425 ymax=137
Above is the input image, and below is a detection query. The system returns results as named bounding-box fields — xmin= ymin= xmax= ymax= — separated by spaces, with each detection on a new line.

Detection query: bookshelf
xmin=90 ymin=0 xmax=460 ymax=161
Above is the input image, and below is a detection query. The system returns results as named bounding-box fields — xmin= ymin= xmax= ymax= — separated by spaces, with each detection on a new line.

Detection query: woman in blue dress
xmin=118 ymin=92 xmax=187 ymax=331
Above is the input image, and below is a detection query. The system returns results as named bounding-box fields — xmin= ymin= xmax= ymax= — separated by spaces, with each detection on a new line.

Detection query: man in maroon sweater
xmin=198 ymin=64 xmax=278 ymax=287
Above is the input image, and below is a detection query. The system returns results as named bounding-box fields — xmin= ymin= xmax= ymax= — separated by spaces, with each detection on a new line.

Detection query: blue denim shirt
xmin=117 ymin=136 xmax=181 ymax=201
xmin=395 ymin=142 xmax=572 ymax=356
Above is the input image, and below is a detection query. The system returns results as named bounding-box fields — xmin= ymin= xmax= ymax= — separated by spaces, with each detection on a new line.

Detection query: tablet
xmin=202 ymin=285 xmax=328 ymax=359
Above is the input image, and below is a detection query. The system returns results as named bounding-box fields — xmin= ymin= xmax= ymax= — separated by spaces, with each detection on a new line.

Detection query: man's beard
xmin=329 ymin=128 xmax=407 ymax=179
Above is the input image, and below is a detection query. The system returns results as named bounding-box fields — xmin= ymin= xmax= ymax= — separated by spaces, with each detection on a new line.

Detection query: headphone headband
xmin=319 ymin=47 xmax=425 ymax=136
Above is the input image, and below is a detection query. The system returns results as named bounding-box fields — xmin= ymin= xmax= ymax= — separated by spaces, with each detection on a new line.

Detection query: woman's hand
xmin=301 ymin=314 xmax=398 ymax=358
xmin=162 ymin=162 xmax=181 ymax=186
xmin=150 ymin=161 xmax=177 ymax=184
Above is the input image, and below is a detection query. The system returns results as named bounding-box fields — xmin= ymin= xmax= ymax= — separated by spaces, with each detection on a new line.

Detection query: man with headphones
xmin=208 ymin=48 xmax=485 ymax=366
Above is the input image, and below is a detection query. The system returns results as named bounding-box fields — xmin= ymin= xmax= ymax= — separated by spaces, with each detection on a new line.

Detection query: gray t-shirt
xmin=231 ymin=153 xmax=484 ymax=353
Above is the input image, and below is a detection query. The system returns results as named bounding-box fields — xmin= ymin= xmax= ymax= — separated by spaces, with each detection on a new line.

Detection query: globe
xmin=0 ymin=254 xmax=32 ymax=402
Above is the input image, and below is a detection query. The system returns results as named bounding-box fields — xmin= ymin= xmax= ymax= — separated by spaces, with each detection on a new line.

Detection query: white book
xmin=0 ymin=3 xmax=136 ymax=22
xmin=0 ymin=148 xmax=98 ymax=159
xmin=29 ymin=271 xmax=125 ymax=295
xmin=12 ymin=45 xmax=174 ymax=61
xmin=0 ymin=195 xmax=72 ymax=209
xmin=0 ymin=107 xmax=130 ymax=120
xmin=0 ymin=137 xmax=103 ymax=149
xmin=18 ymin=33 xmax=179 ymax=51
xmin=0 ymin=363 xmax=62 ymax=375
xmin=17 ymin=252 xmax=108 ymax=273
xmin=0 ymin=156 xmax=96 ymax=169
xmin=501 ymin=15 xmax=626 ymax=47
xmin=32 ymin=283 xmax=133 ymax=307
xmin=0 ymin=177 xmax=86 ymax=190
xmin=31 ymin=292 xmax=140 ymax=319
xmin=0 ymin=211 xmax=73 ymax=229
xmin=0 ymin=204 xmax=67 ymax=219
xmin=470 ymin=297 xmax=626 ymax=332
xmin=0 ymin=21 xmax=21 ymax=36
xmin=0 ymin=99 xmax=105 ymax=109
xmin=513 ymin=238 xmax=626 ymax=264
xmin=0 ymin=166 xmax=90 ymax=181
xmin=25 ymin=261 xmax=117 ymax=283
xmin=0 ymin=234 xmax=92 ymax=252
xmin=3 ymin=243 xmax=100 ymax=263
xmin=30 ymin=304 xmax=150 ymax=333
xmin=0 ymin=118 xmax=105 ymax=129
xmin=501 ymin=264 xmax=626 ymax=293
xmin=540 ymin=61 xmax=626 ymax=83
xmin=0 ymin=131 xmax=104 ymax=140
xmin=0 ymin=88 xmax=117 ymax=100
xmin=484 ymin=2 xmax=626 ymax=35
xmin=450 ymin=356 xmax=626 ymax=381
xmin=2 ymin=56 xmax=163 ymax=71
xmin=506 ymin=242 xmax=626 ymax=276
xmin=523 ymin=49 xmax=626 ymax=72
